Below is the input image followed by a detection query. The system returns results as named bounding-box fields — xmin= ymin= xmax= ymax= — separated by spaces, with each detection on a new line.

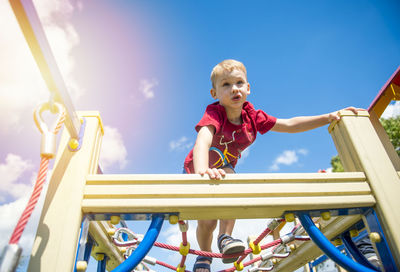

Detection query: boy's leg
xmin=218 ymin=219 xmax=236 ymax=237
xmin=217 ymin=220 xmax=246 ymax=263
xmin=197 ymin=220 xmax=218 ymax=251
xmin=216 ymin=166 xmax=246 ymax=263
xmin=195 ymin=220 xmax=217 ymax=272
xmin=218 ymin=166 xmax=236 ymax=242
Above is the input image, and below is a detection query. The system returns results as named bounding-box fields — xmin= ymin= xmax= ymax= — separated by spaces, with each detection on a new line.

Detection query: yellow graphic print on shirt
xmin=210 ymin=131 xmax=238 ymax=168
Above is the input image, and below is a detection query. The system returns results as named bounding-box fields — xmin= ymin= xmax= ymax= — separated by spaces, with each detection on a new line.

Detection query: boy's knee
xmin=198 ymin=220 xmax=217 ymax=230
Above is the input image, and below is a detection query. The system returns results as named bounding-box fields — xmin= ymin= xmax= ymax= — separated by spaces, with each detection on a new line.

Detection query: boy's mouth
xmin=232 ymin=94 xmax=241 ymax=101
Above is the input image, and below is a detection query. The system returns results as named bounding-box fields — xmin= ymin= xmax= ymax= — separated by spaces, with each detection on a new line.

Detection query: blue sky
xmin=1 ymin=0 xmax=399 ymax=271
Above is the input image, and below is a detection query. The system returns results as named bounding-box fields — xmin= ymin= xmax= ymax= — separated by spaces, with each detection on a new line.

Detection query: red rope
xmin=8 ymin=104 xmax=65 ymax=245
xmin=156 ymin=260 xmax=177 ymax=270
xmin=178 ymin=255 xmax=187 ymax=270
xmin=253 ymin=227 xmax=273 ymax=245
xmin=218 ymin=255 xmax=263 ymax=272
xmin=9 ymin=157 xmax=49 ymax=244
xmin=154 ymin=238 xmax=282 ymax=260
xmin=178 ymin=223 xmax=188 ymax=269
xmin=253 ymin=218 xmax=285 ymax=245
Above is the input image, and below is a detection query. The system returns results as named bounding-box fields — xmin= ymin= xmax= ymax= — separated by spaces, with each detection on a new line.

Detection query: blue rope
xmin=112 ymin=214 xmax=164 ymax=272
xmin=298 ymin=213 xmax=376 ymax=272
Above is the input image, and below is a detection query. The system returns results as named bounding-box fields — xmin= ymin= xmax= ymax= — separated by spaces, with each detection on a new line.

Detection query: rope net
xmin=112 ymin=218 xmax=313 ymax=272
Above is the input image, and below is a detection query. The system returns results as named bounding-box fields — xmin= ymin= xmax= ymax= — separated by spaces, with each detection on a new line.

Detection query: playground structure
xmin=2 ymin=0 xmax=400 ymax=271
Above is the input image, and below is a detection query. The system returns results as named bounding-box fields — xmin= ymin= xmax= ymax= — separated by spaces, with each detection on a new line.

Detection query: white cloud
xmin=381 ymin=101 xmax=400 ymax=119
xmin=139 ymin=79 xmax=158 ymax=99
xmin=297 ymin=148 xmax=308 ymax=156
xmin=99 ymin=126 xmax=128 ymax=171
xmin=0 ymin=154 xmax=34 ymax=201
xmin=169 ymin=137 xmax=193 ymax=152
xmin=0 ymin=0 xmax=82 ymax=132
xmin=269 ymin=149 xmax=308 ymax=171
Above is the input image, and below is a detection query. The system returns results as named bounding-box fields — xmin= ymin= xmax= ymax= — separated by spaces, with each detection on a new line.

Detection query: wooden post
xmin=329 ymin=110 xmax=400 ymax=266
xmin=28 ymin=112 xmax=103 ymax=271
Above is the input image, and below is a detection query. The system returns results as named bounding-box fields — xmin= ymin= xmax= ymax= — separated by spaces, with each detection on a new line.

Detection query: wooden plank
xmin=84 ymin=182 xmax=371 ymax=199
xmin=329 ymin=112 xmax=364 ymax=172
xmin=86 ymin=172 xmax=366 ymax=185
xmin=370 ymin=111 xmax=400 ymax=171
xmin=9 ymin=0 xmax=81 ymax=138
xmin=329 ymin=110 xmax=400 ymax=266
xmin=82 ymin=195 xmax=375 ymax=220
xmin=88 ymin=221 xmax=124 ymax=271
xmin=28 ymin=112 xmax=103 ymax=272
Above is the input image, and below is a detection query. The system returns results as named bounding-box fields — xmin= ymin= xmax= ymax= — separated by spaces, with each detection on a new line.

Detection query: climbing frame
xmin=24 ymin=109 xmax=400 ymax=271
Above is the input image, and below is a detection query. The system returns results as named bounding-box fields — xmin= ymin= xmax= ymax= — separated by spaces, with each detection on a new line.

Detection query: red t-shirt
xmin=184 ymin=101 xmax=277 ymax=173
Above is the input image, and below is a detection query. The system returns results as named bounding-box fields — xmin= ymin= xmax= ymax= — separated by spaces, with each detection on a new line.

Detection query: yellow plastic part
xmin=321 ymin=211 xmax=331 ymax=221
xmin=369 ymin=232 xmax=381 ymax=243
xmin=272 ymin=258 xmax=278 ymax=264
xmin=334 ymin=238 xmax=343 ymax=246
xmin=249 ymin=241 xmax=261 ymax=255
xmin=350 ymin=229 xmax=359 ymax=237
xmin=68 ymin=138 xmax=79 ymax=150
xmin=169 ymin=215 xmax=179 ymax=225
xmin=285 ymin=213 xmax=295 ymax=222
xmin=290 ymin=244 xmax=297 ymax=251
xmin=96 ymin=253 xmax=104 ymax=261
xmin=179 ymin=242 xmax=190 ymax=256
xmin=110 ymin=215 xmax=120 ymax=225
xmin=276 ymin=221 xmax=286 ymax=233
xmin=107 ymin=228 xmax=116 ymax=236
xmin=234 ymin=261 xmax=244 ymax=271
xmin=76 ymin=261 xmax=87 ymax=271
xmin=176 ymin=265 xmax=186 ymax=272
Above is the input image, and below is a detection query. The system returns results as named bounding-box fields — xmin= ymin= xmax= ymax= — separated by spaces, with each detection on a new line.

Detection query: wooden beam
xmin=89 ymin=221 xmax=125 ymax=271
xmin=83 ymin=172 xmax=374 ymax=220
xmin=329 ymin=110 xmax=400 ymax=266
xmin=9 ymin=0 xmax=81 ymax=138
xmin=86 ymin=172 xmax=366 ymax=184
xmin=28 ymin=112 xmax=103 ymax=271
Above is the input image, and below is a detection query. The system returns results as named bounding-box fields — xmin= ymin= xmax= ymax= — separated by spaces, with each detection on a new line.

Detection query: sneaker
xmin=217 ymin=234 xmax=246 ymax=263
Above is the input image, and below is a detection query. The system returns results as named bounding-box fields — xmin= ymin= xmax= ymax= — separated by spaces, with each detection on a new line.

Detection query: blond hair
xmin=210 ymin=59 xmax=247 ymax=89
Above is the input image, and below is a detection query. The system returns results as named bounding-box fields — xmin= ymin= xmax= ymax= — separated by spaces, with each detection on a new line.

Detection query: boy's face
xmin=211 ymin=69 xmax=250 ymax=111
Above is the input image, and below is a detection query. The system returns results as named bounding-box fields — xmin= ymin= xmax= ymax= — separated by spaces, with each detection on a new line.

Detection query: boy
xmin=184 ymin=59 xmax=359 ymax=272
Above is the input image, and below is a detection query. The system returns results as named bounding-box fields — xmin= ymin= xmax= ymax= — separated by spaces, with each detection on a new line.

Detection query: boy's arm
xmin=271 ymin=106 xmax=363 ymax=133
xmin=193 ymin=125 xmax=226 ymax=179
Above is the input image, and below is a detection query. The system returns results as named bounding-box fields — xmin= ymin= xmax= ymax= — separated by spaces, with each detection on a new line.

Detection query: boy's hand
xmin=200 ymin=168 xmax=226 ymax=180
xmin=328 ymin=107 xmax=365 ymax=122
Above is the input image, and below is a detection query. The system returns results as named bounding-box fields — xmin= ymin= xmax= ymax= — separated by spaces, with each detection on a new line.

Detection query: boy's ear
xmin=247 ymin=83 xmax=251 ymax=95
xmin=210 ymin=88 xmax=217 ymax=99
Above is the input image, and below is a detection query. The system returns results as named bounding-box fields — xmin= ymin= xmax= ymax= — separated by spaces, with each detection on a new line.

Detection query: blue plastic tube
xmin=341 ymin=231 xmax=380 ymax=271
xmin=112 ymin=214 xmax=164 ymax=272
xmin=298 ymin=213 xmax=376 ymax=272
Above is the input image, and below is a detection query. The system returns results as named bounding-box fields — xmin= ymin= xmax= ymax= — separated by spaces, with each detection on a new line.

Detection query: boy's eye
xmin=237 ymin=80 xmax=244 ymax=85
xmin=222 ymin=82 xmax=230 ymax=87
